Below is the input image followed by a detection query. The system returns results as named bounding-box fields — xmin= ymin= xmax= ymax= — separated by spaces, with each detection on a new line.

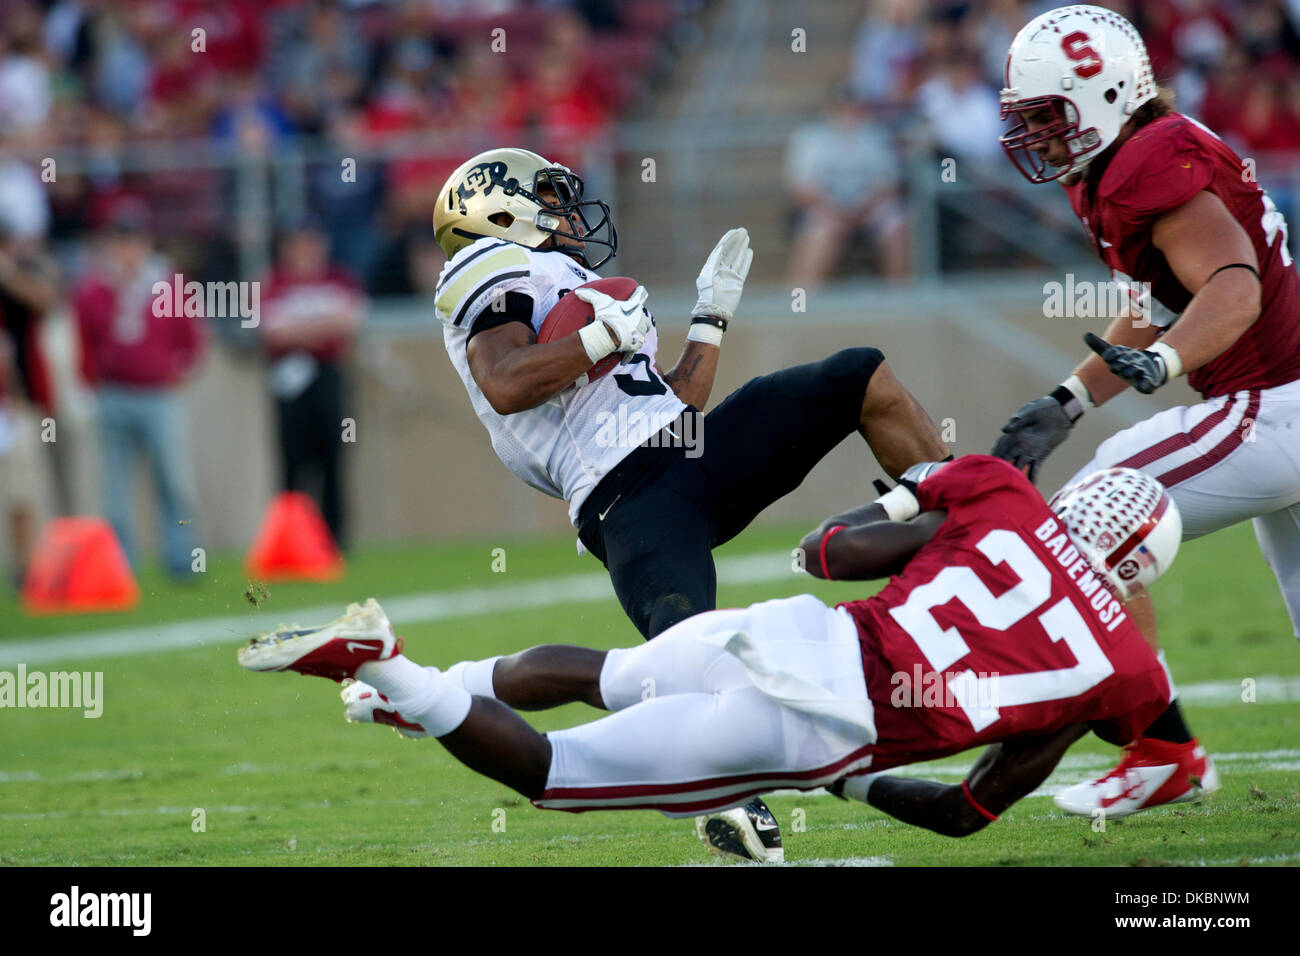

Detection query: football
xmin=537 ymin=276 xmax=641 ymax=383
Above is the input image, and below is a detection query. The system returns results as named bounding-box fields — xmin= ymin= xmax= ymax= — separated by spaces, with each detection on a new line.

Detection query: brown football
xmin=537 ymin=276 xmax=641 ymax=383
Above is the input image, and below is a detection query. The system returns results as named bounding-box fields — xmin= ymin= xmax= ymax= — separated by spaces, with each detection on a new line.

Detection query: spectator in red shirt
xmin=75 ymin=199 xmax=205 ymax=577
xmin=259 ymin=220 xmax=366 ymax=548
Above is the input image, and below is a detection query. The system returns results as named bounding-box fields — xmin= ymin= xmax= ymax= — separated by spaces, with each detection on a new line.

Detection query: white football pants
xmin=534 ymin=595 xmax=876 ymax=817
xmin=1065 ymin=379 xmax=1300 ymax=638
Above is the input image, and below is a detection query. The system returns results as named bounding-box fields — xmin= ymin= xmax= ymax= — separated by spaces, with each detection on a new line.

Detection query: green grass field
xmin=2 ymin=520 xmax=1297 ymax=866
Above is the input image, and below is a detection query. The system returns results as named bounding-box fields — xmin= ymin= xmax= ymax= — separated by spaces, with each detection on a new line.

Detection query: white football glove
xmin=574 ymin=284 xmax=652 ymax=365
xmin=692 ymin=227 xmax=753 ymax=325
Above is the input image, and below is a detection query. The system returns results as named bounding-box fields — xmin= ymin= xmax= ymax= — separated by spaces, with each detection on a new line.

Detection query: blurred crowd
xmin=0 ymin=0 xmax=676 ymax=292
xmin=788 ymin=0 xmax=1300 ymax=285
xmin=0 ymin=0 xmax=678 ymax=586
xmin=3 ymin=0 xmax=1300 ymax=581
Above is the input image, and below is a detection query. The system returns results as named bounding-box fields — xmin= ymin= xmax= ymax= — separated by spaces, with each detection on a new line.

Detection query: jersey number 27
xmin=888 ymin=528 xmax=1114 ymax=732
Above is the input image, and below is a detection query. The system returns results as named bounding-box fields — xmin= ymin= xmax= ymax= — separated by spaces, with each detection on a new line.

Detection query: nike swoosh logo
xmin=346 ymin=641 xmax=382 ymax=654
xmin=598 ymin=495 xmax=621 ymax=521
xmin=754 ymin=821 xmax=779 ymax=831
xmin=1099 ymin=239 xmax=1112 ymax=248
xmin=1099 ymin=780 xmax=1145 ymax=809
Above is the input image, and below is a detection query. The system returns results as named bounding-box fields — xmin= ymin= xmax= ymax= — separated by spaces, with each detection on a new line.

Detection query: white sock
xmin=839 ymin=772 xmax=883 ymax=804
xmin=357 ymin=655 xmax=471 ymax=737
xmin=444 ymin=656 xmax=501 ymax=698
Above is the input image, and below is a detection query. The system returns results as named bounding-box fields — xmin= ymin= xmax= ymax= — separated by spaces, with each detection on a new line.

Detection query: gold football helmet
xmin=433 ymin=147 xmax=617 ymax=270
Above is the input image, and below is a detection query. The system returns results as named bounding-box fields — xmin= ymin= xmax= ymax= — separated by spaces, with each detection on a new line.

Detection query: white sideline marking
xmin=0 ymin=550 xmax=801 ymax=667
xmin=5 ymin=549 xmax=1300 ymax=716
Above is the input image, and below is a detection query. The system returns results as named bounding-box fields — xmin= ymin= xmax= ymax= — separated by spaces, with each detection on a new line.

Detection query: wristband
xmin=687 ymin=314 xmax=727 ymax=346
xmin=875 ymin=484 xmax=920 ymax=522
xmin=686 ymin=321 xmax=724 ymax=346
xmin=818 ymin=524 xmax=846 ymax=580
xmin=1051 ymin=374 xmax=1093 ymax=422
xmin=578 ymin=321 xmax=618 ymax=363
xmin=961 ymin=780 xmax=999 ymax=822
xmin=1148 ymin=341 xmax=1183 ymax=380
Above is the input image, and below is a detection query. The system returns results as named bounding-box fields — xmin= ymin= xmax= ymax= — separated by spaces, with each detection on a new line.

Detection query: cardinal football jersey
xmin=1063 ymin=113 xmax=1300 ymax=398
xmin=435 ymin=238 xmax=686 ymax=524
xmin=841 ymin=455 xmax=1172 ymax=772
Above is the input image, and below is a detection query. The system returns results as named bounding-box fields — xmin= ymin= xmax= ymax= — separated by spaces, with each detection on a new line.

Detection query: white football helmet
xmin=1048 ymin=467 xmax=1181 ymax=600
xmin=1000 ymin=5 xmax=1157 ymax=183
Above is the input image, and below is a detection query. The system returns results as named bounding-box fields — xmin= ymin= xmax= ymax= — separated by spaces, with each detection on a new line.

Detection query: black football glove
xmin=1083 ymin=331 xmax=1169 ymax=394
xmin=991 ymin=390 xmax=1082 ymax=485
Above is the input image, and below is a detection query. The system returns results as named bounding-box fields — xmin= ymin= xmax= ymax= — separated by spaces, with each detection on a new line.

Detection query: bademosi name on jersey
xmin=1033 ymin=516 xmax=1129 ymax=631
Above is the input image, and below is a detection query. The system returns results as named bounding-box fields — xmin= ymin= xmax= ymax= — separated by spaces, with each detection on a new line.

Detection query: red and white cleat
xmin=238 ymin=598 xmax=403 ymax=683
xmin=1055 ymin=737 xmax=1219 ymax=820
xmin=340 ymin=679 xmax=429 ymax=738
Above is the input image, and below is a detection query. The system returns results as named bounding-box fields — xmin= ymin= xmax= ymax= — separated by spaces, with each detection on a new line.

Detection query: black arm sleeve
xmin=466 ymin=292 xmax=535 ymax=342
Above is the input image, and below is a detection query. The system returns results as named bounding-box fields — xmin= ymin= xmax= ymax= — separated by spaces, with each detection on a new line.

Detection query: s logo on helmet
xmin=1061 ymin=31 xmax=1102 ymax=79
xmin=1116 ymin=558 xmax=1140 ymax=581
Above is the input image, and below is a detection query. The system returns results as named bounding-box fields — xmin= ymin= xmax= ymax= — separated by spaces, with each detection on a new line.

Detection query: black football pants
xmin=577 ymin=347 xmax=885 ymax=639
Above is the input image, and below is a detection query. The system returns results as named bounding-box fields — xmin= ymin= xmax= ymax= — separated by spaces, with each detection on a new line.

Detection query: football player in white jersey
xmin=425 ymin=147 xmax=950 ymax=859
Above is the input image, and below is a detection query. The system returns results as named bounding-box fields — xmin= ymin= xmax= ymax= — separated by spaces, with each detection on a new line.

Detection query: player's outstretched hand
xmin=992 ymin=396 xmax=1076 ymax=484
xmin=575 ymin=283 xmax=652 ymax=363
xmin=1084 ymin=331 xmax=1170 ymax=394
xmin=692 ymin=227 xmax=753 ymax=324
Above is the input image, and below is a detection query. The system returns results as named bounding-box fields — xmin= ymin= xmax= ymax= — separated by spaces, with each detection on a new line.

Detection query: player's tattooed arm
xmin=798 ymin=509 xmax=946 ymax=581
xmin=659 ymin=338 xmax=720 ymax=410
xmin=859 ymin=724 xmax=1087 ymax=837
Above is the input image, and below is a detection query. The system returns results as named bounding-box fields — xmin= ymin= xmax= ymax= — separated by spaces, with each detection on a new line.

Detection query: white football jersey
xmin=435 ymin=238 xmax=686 ymax=524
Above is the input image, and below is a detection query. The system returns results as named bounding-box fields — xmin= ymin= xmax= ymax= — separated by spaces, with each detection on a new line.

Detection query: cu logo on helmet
xmin=457 ymin=161 xmax=510 ymax=205
xmin=1061 ymin=31 xmax=1102 ymax=79
xmin=1117 ymin=558 xmax=1140 ymax=581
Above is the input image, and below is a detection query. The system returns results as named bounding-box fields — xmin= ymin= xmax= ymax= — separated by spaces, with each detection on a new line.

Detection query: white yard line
xmin=5 ymin=549 xmax=1300 ymax=713
xmin=0 ymin=550 xmax=800 ymax=667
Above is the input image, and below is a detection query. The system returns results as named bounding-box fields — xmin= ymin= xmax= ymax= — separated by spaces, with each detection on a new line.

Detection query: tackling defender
xmin=992 ymin=5 xmax=1300 ymax=819
xmin=429 ymin=147 xmax=949 ymax=856
xmin=239 ymin=456 xmax=1200 ymax=855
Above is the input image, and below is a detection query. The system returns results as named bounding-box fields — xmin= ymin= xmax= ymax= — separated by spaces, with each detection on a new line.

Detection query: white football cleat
xmin=238 ymin=598 xmax=403 ymax=683
xmin=1055 ymin=737 xmax=1219 ymax=820
xmin=340 ymin=679 xmax=429 ymax=738
xmin=695 ymin=798 xmax=784 ymax=863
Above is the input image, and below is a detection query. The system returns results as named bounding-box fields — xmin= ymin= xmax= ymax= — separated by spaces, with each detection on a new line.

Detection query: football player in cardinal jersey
xmin=992 ymin=5 xmax=1300 ymax=819
xmin=427 ymin=147 xmax=949 ymax=857
xmin=240 ymin=456 xmax=1204 ymax=851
